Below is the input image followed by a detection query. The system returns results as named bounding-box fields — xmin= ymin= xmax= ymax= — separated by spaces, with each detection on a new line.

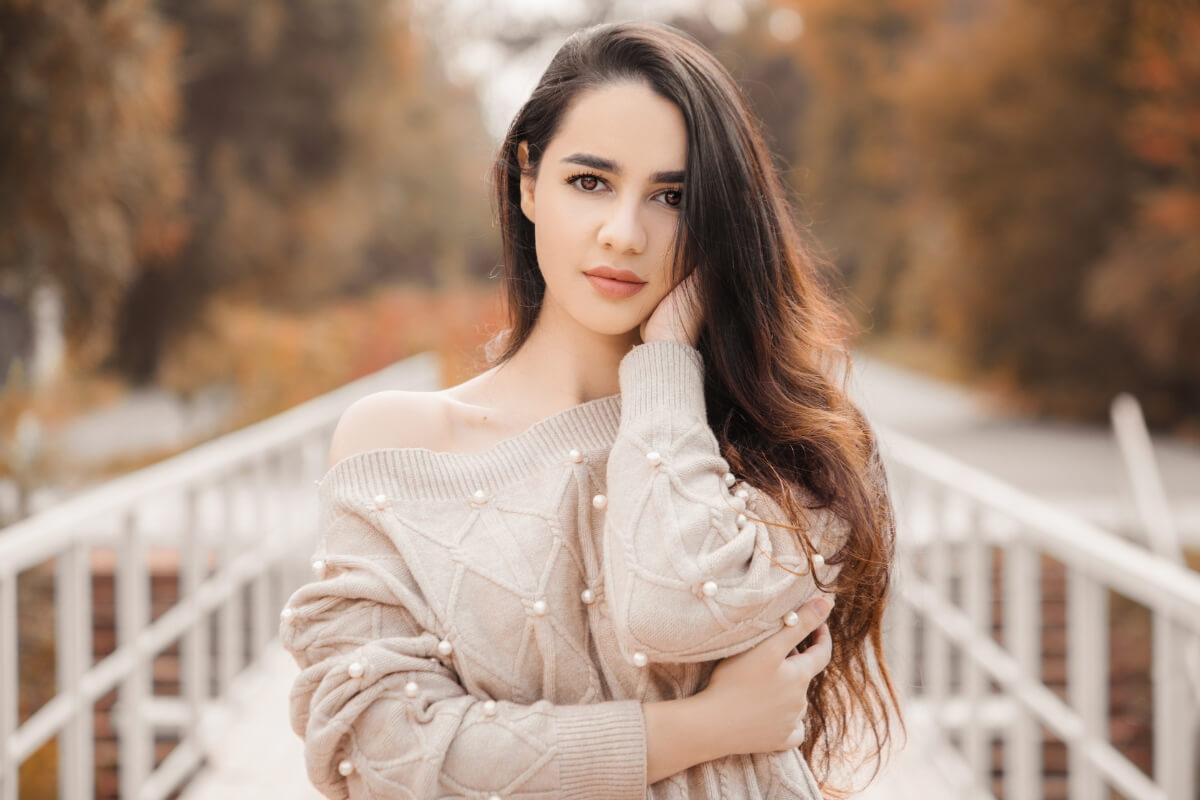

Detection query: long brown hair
xmin=488 ymin=20 xmax=901 ymax=794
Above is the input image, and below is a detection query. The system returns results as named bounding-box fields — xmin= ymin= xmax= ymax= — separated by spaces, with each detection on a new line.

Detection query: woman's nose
xmin=597 ymin=196 xmax=647 ymax=254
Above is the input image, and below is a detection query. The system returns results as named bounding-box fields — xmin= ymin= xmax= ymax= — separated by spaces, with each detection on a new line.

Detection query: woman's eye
xmin=568 ymin=173 xmax=604 ymax=192
xmin=661 ymin=189 xmax=682 ymax=208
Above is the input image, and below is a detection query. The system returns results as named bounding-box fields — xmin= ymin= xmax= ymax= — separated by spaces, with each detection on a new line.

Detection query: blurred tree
xmin=117 ymin=0 xmax=496 ymax=381
xmin=0 ymin=0 xmax=189 ymax=376
xmin=782 ymin=0 xmax=938 ymax=329
xmin=1083 ymin=1 xmax=1200 ymax=426
xmin=898 ymin=0 xmax=1142 ymax=420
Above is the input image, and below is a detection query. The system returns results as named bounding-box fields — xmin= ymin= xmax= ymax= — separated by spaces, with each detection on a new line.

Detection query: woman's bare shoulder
xmin=326 ymin=389 xmax=453 ymax=469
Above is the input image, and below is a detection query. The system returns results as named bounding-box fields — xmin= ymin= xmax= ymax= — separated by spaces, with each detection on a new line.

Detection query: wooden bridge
xmin=2 ymin=352 xmax=1198 ymax=800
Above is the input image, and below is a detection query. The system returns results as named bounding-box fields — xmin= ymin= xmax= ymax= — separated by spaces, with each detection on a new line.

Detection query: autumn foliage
xmin=2 ymin=0 xmax=1197 ymax=452
xmin=0 ymin=0 xmax=190 ymax=372
xmin=157 ymin=282 xmax=507 ymax=432
xmin=711 ymin=0 xmax=1199 ymax=431
xmin=1 ymin=0 xmax=496 ymax=390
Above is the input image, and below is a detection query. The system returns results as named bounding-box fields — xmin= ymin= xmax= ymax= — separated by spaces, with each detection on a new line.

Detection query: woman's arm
xmin=284 ymin=492 xmax=652 ymax=800
xmin=603 ymin=340 xmax=851 ymax=664
xmin=286 ymin=496 xmax=662 ymax=796
xmin=645 ymin=697 xmax=725 ymax=783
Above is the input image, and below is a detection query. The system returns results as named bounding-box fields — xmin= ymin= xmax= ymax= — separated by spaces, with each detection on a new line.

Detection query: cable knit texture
xmin=282 ymin=340 xmax=849 ymax=800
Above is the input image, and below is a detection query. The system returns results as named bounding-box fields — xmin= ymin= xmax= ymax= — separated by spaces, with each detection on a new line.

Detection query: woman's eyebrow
xmin=561 ymin=152 xmax=684 ymax=184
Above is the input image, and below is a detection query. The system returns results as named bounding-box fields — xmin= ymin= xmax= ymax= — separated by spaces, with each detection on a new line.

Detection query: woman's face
xmin=519 ymin=81 xmax=686 ymax=338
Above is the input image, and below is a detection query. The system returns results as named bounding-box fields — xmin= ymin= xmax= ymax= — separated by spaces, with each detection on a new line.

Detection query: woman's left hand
xmin=640 ymin=271 xmax=703 ymax=346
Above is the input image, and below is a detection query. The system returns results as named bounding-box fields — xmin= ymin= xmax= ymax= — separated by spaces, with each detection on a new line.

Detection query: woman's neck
xmin=452 ymin=302 xmax=640 ymax=430
xmin=521 ymin=312 xmax=636 ymax=398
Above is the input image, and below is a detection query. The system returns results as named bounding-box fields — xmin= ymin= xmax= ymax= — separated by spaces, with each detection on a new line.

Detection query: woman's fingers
xmin=769 ymin=595 xmax=833 ymax=662
xmin=640 ymin=270 xmax=704 ymax=345
xmin=701 ymin=595 xmax=834 ymax=756
xmin=787 ymin=622 xmax=832 ymax=679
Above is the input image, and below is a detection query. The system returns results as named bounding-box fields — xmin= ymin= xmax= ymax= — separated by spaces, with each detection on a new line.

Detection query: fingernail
xmin=816 ymin=596 xmax=833 ymax=615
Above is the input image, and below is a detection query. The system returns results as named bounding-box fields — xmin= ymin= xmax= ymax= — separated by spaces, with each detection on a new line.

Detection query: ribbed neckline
xmin=318 ymin=391 xmax=623 ymax=502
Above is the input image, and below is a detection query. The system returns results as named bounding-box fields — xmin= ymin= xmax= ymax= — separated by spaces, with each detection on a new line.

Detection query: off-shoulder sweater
xmin=281 ymin=340 xmax=851 ymax=800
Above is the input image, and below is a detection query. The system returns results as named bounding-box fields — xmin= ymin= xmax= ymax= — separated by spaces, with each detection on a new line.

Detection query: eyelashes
xmin=565 ymin=171 xmax=682 ymax=208
xmin=566 ymin=171 xmax=603 ymax=192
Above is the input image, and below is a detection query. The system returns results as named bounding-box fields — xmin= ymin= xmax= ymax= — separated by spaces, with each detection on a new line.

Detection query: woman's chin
xmin=560 ymin=305 xmax=642 ymax=338
xmin=580 ymin=317 xmax=645 ymax=339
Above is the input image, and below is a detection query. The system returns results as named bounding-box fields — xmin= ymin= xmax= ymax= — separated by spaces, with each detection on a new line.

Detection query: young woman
xmin=282 ymin=20 xmax=899 ymax=800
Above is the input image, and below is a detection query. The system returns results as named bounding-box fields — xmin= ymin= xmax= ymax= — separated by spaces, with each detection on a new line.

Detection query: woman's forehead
xmin=547 ymin=83 xmax=687 ymax=177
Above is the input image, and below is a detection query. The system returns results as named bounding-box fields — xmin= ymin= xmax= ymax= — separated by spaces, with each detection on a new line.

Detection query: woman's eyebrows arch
xmin=560 ymin=152 xmax=685 ymax=184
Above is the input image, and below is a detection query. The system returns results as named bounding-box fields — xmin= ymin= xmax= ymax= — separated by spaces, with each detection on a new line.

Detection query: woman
xmin=282 ymin=20 xmax=899 ymax=800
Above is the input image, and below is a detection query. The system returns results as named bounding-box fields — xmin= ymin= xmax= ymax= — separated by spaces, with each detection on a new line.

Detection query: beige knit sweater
xmin=282 ymin=340 xmax=850 ymax=800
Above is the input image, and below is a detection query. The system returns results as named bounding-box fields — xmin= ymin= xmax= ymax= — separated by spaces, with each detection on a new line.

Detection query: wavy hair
xmin=487 ymin=20 xmax=901 ymax=795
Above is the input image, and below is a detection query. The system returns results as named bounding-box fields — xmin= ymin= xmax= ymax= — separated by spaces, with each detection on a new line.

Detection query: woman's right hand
xmin=699 ymin=595 xmax=834 ymax=757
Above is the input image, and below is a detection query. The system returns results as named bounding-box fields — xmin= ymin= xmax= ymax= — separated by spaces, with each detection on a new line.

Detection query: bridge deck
xmin=181 ymin=644 xmax=962 ymax=800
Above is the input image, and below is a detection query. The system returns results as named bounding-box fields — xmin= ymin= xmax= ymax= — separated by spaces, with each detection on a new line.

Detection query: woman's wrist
xmin=643 ymin=694 xmax=728 ymax=784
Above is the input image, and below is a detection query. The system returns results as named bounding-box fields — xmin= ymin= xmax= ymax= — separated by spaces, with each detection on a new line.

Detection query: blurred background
xmin=2 ymin=0 xmax=1198 ymax=798
xmin=2 ymin=0 xmax=1198 ymax=506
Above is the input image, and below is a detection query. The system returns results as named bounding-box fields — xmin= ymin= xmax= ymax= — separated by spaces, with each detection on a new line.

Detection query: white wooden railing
xmin=879 ymin=425 xmax=1200 ymax=800
xmin=0 ymin=353 xmax=439 ymax=800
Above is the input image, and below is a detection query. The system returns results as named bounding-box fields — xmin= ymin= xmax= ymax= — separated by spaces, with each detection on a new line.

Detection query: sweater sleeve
xmin=602 ymin=340 xmax=851 ymax=664
xmin=281 ymin=492 xmax=647 ymax=800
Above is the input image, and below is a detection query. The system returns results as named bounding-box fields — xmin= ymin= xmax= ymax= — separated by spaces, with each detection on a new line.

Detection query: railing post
xmin=295 ymin=437 xmax=322 ymax=593
xmin=56 ymin=544 xmax=94 ymax=800
xmin=888 ymin=563 xmax=916 ymax=705
xmin=118 ymin=511 xmax=151 ymax=798
xmin=1005 ymin=537 xmax=1042 ymax=800
xmin=218 ymin=474 xmax=239 ymax=695
xmin=927 ymin=486 xmax=950 ymax=713
xmin=180 ymin=487 xmax=207 ymax=752
xmin=282 ymin=445 xmax=305 ymax=611
xmin=250 ymin=457 xmax=271 ymax=661
xmin=962 ymin=502 xmax=990 ymax=793
xmin=0 ymin=570 xmax=17 ymax=800
xmin=1067 ymin=567 xmax=1106 ymax=800
xmin=1154 ymin=609 xmax=1198 ymax=800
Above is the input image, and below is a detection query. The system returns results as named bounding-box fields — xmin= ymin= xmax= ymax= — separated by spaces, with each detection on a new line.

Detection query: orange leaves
xmin=771 ymin=0 xmax=1199 ymax=428
xmin=1141 ymin=189 xmax=1200 ymax=235
xmin=1121 ymin=5 xmax=1200 ymax=173
xmin=156 ymin=283 xmax=506 ymax=425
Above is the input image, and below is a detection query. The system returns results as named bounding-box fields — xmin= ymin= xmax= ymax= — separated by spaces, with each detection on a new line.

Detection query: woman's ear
xmin=517 ymin=141 xmax=536 ymax=224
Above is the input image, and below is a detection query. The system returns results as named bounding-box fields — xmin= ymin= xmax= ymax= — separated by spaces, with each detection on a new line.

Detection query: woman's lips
xmin=585 ymin=274 xmax=647 ymax=299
